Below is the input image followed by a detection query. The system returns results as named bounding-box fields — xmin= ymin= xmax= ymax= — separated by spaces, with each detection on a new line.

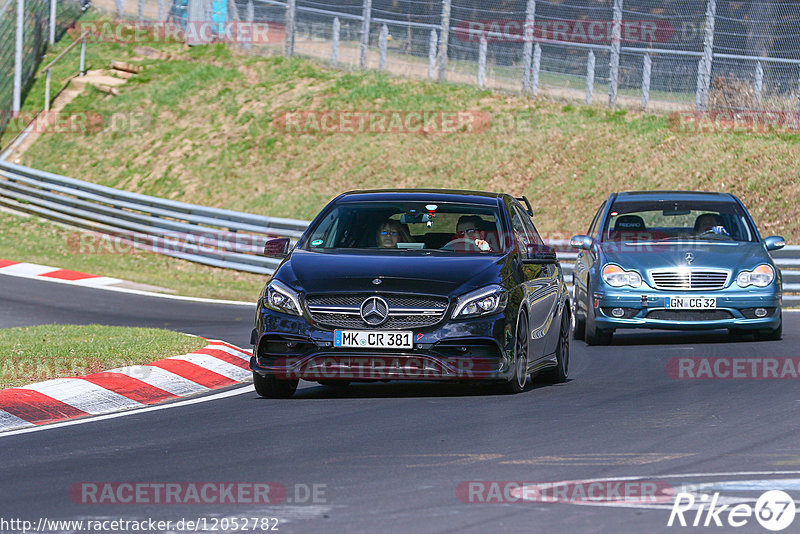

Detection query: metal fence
xmin=100 ymin=0 xmax=800 ymax=113
xmin=0 ymin=0 xmax=83 ymax=137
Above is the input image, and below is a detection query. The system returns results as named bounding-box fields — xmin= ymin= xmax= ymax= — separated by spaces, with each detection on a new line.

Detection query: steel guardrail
xmin=0 ymin=160 xmax=798 ymax=302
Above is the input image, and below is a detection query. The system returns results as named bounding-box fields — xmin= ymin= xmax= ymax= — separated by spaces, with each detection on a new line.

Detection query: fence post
xmin=428 ymin=29 xmax=437 ymax=79
xmin=695 ymin=58 xmax=704 ymax=109
xmin=49 ymin=0 xmax=56 ymax=45
xmin=331 ymin=17 xmax=340 ymax=67
xmin=158 ymin=0 xmax=165 ymax=22
xmin=641 ymin=53 xmax=651 ymax=110
xmin=520 ymin=0 xmax=536 ymax=94
xmin=531 ymin=42 xmax=541 ymax=95
xmin=585 ymin=50 xmax=595 ymax=105
xmin=378 ymin=24 xmax=388 ymax=71
xmin=359 ymin=0 xmax=372 ymax=68
xmin=244 ymin=0 xmax=253 ymax=50
xmin=285 ymin=0 xmax=296 ymax=57
xmin=45 ymin=70 xmax=51 ymax=112
xmin=608 ymin=0 xmax=622 ymax=107
xmin=138 ymin=0 xmax=144 ymax=21
xmin=698 ymin=0 xmax=716 ymax=110
xmin=754 ymin=61 xmax=763 ymax=102
xmin=436 ymin=0 xmax=451 ymax=81
xmin=13 ymin=0 xmax=23 ymax=114
xmin=797 ymin=68 xmax=800 ymax=114
xmin=115 ymin=0 xmax=123 ymax=17
xmin=80 ymin=34 xmax=86 ymax=75
xmin=477 ymin=34 xmax=487 ymax=89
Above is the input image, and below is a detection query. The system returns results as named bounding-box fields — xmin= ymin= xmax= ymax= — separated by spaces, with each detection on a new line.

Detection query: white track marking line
xmin=0 ymin=385 xmax=254 ymax=438
xmin=20 ymin=378 xmax=143 ymax=414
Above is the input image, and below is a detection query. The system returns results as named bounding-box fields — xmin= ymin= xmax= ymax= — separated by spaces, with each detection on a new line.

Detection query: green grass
xmin=0 ymin=324 xmax=206 ymax=388
xmin=2 ymin=13 xmax=799 ymax=301
xmin=0 ymin=210 xmax=266 ymax=301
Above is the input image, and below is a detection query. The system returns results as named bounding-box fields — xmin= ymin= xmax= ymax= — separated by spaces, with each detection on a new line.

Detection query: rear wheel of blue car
xmin=502 ymin=310 xmax=529 ymax=394
xmin=253 ymin=371 xmax=298 ymax=398
xmin=572 ymin=295 xmax=586 ymax=341
xmin=539 ymin=309 xmax=570 ymax=384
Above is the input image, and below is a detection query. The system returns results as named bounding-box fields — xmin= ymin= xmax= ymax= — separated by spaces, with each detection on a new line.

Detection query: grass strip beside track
xmin=0 ymin=324 xmax=206 ymax=389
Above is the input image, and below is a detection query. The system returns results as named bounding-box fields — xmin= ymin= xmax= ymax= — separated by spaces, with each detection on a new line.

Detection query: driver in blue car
xmin=694 ymin=213 xmax=730 ymax=237
xmin=377 ymin=220 xmax=412 ymax=248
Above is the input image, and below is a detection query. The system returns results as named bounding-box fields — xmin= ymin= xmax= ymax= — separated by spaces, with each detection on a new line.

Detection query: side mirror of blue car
xmin=569 ymin=235 xmax=593 ymax=250
xmin=764 ymin=236 xmax=786 ymax=251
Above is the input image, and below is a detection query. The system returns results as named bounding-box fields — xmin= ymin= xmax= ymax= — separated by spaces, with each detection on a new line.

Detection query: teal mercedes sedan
xmin=570 ymin=191 xmax=785 ymax=345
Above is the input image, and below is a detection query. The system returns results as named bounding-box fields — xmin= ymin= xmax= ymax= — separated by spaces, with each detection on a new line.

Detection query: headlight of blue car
xmin=602 ymin=264 xmax=642 ymax=288
xmin=452 ymin=285 xmax=509 ymax=318
xmin=736 ymin=264 xmax=775 ymax=288
xmin=264 ymin=279 xmax=302 ymax=315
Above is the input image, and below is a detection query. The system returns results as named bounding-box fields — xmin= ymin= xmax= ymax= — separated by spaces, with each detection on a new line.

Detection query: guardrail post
xmin=331 ymin=17 xmax=340 ymax=67
xmin=436 ymin=0 xmax=450 ymax=81
xmin=427 ymin=29 xmax=437 ymax=79
xmin=13 ymin=0 xmax=23 ymax=114
xmin=158 ymin=0 xmax=165 ymax=22
xmin=49 ymin=0 xmax=56 ymax=45
xmin=608 ymin=0 xmax=622 ymax=107
xmin=797 ymin=67 xmax=800 ymax=114
xmin=243 ymin=0 xmax=253 ymax=50
xmin=520 ymin=0 xmax=536 ymax=94
xmin=359 ymin=0 xmax=372 ymax=68
xmin=138 ymin=0 xmax=144 ymax=21
xmin=754 ymin=61 xmax=763 ymax=102
xmin=698 ymin=0 xmax=716 ymax=111
xmin=531 ymin=42 xmax=541 ymax=95
xmin=378 ymin=24 xmax=388 ymax=71
xmin=641 ymin=53 xmax=652 ymax=110
xmin=585 ymin=50 xmax=595 ymax=105
xmin=285 ymin=0 xmax=296 ymax=57
xmin=114 ymin=0 xmax=123 ymax=17
xmin=477 ymin=34 xmax=487 ymax=88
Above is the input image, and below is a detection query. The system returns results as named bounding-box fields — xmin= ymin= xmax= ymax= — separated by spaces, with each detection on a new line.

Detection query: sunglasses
xmin=380 ymin=231 xmax=400 ymax=236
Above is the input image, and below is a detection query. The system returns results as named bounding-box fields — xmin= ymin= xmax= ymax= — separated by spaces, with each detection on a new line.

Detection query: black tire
xmin=572 ymin=297 xmax=586 ymax=341
xmin=754 ymin=316 xmax=782 ymax=341
xmin=253 ymin=372 xmax=298 ymax=398
xmin=318 ymin=380 xmax=350 ymax=388
xmin=584 ymin=292 xmax=613 ymax=346
xmin=501 ymin=310 xmax=529 ymax=394
xmin=539 ymin=309 xmax=570 ymax=384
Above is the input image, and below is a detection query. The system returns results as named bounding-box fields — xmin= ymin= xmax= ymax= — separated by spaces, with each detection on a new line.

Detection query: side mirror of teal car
xmin=764 ymin=236 xmax=786 ymax=251
xmin=570 ymin=235 xmax=593 ymax=250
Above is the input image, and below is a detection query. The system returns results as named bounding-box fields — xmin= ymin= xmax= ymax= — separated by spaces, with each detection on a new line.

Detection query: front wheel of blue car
xmin=253 ymin=372 xmax=298 ymax=398
xmin=754 ymin=315 xmax=782 ymax=341
xmin=584 ymin=292 xmax=613 ymax=346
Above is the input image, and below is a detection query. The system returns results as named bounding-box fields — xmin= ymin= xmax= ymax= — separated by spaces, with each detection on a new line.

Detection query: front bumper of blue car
xmin=590 ymin=284 xmax=782 ymax=332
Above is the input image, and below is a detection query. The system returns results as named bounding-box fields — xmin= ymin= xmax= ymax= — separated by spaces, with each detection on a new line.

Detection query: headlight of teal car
xmin=264 ymin=279 xmax=302 ymax=315
xmin=602 ymin=264 xmax=642 ymax=288
xmin=452 ymin=285 xmax=508 ymax=318
xmin=736 ymin=264 xmax=775 ymax=288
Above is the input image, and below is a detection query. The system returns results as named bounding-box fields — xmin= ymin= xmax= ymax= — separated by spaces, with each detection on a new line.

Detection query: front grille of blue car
xmin=646 ymin=310 xmax=733 ymax=321
xmin=649 ymin=269 xmax=730 ymax=290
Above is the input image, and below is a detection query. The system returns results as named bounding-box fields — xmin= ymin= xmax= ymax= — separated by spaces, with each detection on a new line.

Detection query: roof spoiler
xmin=516 ymin=196 xmax=533 ymax=216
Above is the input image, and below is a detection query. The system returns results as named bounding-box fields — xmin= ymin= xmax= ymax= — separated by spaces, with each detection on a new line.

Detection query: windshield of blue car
xmin=302 ymin=201 xmax=506 ymax=253
xmin=601 ymin=200 xmax=758 ymax=243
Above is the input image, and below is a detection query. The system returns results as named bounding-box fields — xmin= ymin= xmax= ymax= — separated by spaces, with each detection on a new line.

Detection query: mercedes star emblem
xmin=360 ymin=296 xmax=389 ymax=326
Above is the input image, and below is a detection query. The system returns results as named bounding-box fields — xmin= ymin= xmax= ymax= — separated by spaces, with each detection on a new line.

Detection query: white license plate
xmin=334 ymin=330 xmax=413 ymax=349
xmin=665 ymin=297 xmax=717 ymax=309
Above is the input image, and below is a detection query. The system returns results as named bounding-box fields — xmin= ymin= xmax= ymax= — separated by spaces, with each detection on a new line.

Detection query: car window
xmin=304 ymin=201 xmax=505 ymax=254
xmin=588 ymin=201 xmax=606 ymax=236
xmin=515 ymin=204 xmax=544 ymax=247
xmin=510 ymin=205 xmax=534 ymax=251
xmin=601 ymin=200 xmax=757 ymax=242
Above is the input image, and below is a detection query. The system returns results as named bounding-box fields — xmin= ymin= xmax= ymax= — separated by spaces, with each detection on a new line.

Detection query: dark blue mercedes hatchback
xmin=250 ymin=190 xmax=571 ymax=398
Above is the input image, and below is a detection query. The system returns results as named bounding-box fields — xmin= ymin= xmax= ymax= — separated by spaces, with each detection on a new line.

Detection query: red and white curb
xmin=0 ymin=339 xmax=253 ymax=432
xmin=0 ymin=259 xmax=253 ymax=306
xmin=0 ymin=259 xmax=123 ymax=287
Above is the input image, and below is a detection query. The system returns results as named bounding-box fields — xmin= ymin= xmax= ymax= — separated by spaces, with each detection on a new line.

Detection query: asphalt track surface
xmin=2 ymin=274 xmax=800 ymax=533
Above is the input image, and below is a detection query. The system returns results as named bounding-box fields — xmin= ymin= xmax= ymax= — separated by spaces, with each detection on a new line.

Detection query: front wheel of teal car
xmin=754 ymin=314 xmax=783 ymax=341
xmin=584 ymin=292 xmax=613 ymax=346
xmin=253 ymin=372 xmax=298 ymax=398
